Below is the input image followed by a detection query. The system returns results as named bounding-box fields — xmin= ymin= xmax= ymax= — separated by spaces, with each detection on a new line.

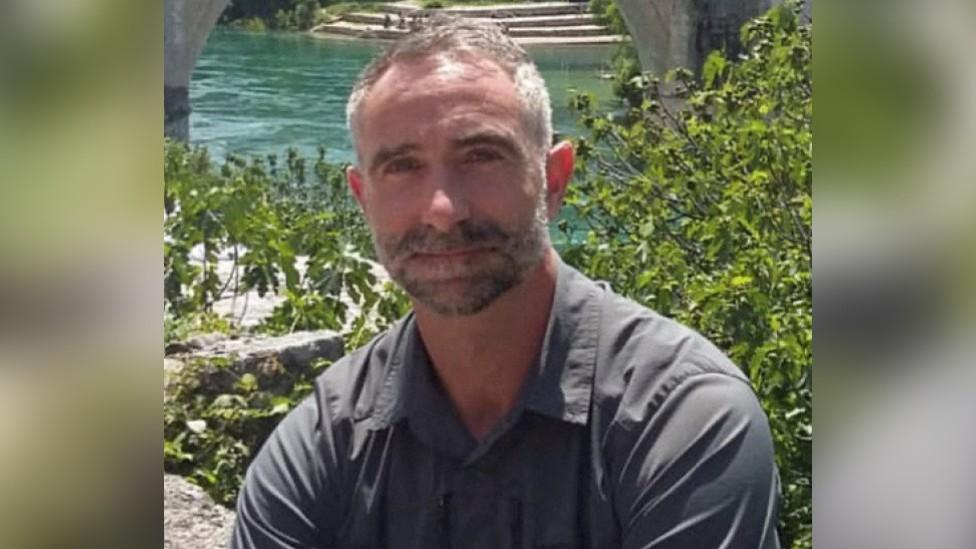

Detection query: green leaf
xmin=702 ymin=51 xmax=727 ymax=88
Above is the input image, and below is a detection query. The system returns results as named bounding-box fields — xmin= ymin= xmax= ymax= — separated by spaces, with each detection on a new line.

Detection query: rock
xmin=164 ymin=357 xmax=186 ymax=401
xmin=164 ymin=474 xmax=235 ymax=549
xmin=186 ymin=332 xmax=229 ymax=350
xmin=195 ymin=329 xmax=344 ymax=373
xmin=164 ymin=329 xmax=345 ymax=399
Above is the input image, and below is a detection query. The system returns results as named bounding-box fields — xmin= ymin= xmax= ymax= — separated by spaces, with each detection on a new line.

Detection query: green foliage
xmin=293 ymin=0 xmax=321 ymax=30
xmin=566 ymin=3 xmax=811 ymax=548
xmin=222 ymin=0 xmax=323 ymax=31
xmin=589 ymin=0 xmax=628 ymax=35
xmin=164 ymin=141 xmax=393 ymax=331
xmin=227 ymin=16 xmax=267 ymax=32
xmin=164 ymin=141 xmax=410 ymax=504
xmin=164 ymin=355 xmax=334 ymax=505
xmin=164 ymin=310 xmax=236 ymax=347
xmin=224 ymin=0 xmax=294 ymax=22
xmin=322 ymin=2 xmax=386 ymax=18
xmin=272 ymin=8 xmax=295 ymax=30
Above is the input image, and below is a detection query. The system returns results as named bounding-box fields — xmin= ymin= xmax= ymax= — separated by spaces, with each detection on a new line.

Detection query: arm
xmin=612 ymin=372 xmax=781 ymax=549
xmin=231 ymin=393 xmax=344 ymax=549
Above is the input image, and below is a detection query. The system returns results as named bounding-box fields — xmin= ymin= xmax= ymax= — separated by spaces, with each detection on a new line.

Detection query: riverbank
xmin=310 ymin=1 xmax=627 ymax=45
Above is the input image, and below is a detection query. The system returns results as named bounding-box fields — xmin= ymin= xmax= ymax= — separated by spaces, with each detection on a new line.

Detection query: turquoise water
xmin=190 ymin=29 xmax=617 ymax=164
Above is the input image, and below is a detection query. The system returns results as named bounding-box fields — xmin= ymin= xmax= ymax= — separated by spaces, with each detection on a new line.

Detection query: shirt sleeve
xmin=230 ymin=392 xmax=343 ymax=549
xmin=612 ymin=372 xmax=782 ymax=549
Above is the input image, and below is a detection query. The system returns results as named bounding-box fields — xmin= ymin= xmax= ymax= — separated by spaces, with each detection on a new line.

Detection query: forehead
xmin=355 ymin=55 xmax=526 ymax=148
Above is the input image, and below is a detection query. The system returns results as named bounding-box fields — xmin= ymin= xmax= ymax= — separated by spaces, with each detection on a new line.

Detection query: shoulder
xmin=582 ymin=282 xmax=780 ymax=548
xmin=590 ymin=282 xmax=755 ymax=430
xmin=233 ymin=316 xmax=411 ymax=545
xmin=252 ymin=314 xmax=409 ymax=467
xmin=311 ymin=314 xmax=411 ymax=424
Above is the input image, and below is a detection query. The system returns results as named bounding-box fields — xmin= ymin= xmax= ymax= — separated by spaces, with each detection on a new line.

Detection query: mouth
xmin=411 ymin=247 xmax=492 ymax=259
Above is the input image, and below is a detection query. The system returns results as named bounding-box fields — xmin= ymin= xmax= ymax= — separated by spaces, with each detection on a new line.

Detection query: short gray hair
xmin=345 ymin=15 xmax=552 ymax=158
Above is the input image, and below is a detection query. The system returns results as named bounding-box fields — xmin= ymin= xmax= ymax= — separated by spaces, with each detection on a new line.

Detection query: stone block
xmin=164 ymin=474 xmax=235 ymax=549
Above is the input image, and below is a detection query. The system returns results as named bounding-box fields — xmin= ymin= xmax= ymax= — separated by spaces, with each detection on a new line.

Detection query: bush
xmin=164 ymin=141 xmax=407 ymax=335
xmin=163 ymin=141 xmax=410 ymax=503
xmin=271 ymin=8 xmax=294 ymax=30
xmin=164 ymin=353 xmax=334 ymax=506
xmin=293 ymin=0 xmax=320 ymax=30
xmin=565 ymin=3 xmax=811 ymax=548
xmin=228 ymin=17 xmax=267 ymax=32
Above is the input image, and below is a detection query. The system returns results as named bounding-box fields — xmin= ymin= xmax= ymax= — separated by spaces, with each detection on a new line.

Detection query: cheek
xmin=469 ymin=182 xmax=540 ymax=223
xmin=363 ymin=187 xmax=421 ymax=231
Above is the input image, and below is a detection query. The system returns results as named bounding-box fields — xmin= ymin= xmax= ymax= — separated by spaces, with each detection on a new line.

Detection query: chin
xmin=403 ymin=272 xmax=519 ymax=316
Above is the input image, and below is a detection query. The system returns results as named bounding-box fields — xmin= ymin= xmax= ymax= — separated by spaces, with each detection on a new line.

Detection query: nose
xmin=420 ymin=167 xmax=470 ymax=232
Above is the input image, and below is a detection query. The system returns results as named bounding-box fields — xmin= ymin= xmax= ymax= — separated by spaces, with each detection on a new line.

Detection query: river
xmin=189 ymin=28 xmax=618 ymax=163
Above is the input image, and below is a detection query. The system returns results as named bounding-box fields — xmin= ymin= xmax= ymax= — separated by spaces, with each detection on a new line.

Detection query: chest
xmin=335 ymin=417 xmax=617 ymax=549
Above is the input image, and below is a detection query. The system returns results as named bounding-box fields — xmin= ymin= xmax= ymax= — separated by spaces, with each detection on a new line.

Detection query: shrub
xmin=163 ymin=141 xmax=409 ymax=503
xmin=164 ymin=353 xmax=335 ymax=506
xmin=227 ymin=17 xmax=267 ymax=32
xmin=565 ymin=3 xmax=811 ymax=547
xmin=293 ymin=0 xmax=320 ymax=30
xmin=271 ymin=8 xmax=294 ymax=30
xmin=163 ymin=141 xmax=406 ymax=337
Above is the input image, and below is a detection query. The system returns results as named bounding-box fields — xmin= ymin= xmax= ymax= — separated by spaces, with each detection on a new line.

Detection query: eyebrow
xmin=368 ymin=143 xmax=420 ymax=175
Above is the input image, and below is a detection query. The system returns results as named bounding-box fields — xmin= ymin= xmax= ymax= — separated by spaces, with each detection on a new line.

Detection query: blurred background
xmin=0 ymin=0 xmax=973 ymax=546
xmin=814 ymin=1 xmax=976 ymax=548
xmin=0 ymin=0 xmax=162 ymax=546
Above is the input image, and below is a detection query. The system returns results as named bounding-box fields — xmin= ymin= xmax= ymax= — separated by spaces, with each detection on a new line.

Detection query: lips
xmin=415 ymin=248 xmax=485 ymax=258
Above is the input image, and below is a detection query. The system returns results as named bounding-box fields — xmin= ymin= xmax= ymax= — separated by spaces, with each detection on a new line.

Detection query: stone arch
xmin=164 ymin=0 xmax=230 ymax=141
xmin=614 ymin=0 xmax=783 ymax=76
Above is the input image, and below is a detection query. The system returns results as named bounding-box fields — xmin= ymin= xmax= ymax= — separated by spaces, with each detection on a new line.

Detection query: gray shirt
xmin=231 ymin=259 xmax=781 ymax=548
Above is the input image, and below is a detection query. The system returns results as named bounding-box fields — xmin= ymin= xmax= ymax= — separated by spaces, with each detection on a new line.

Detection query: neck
xmin=413 ymin=248 xmax=559 ymax=441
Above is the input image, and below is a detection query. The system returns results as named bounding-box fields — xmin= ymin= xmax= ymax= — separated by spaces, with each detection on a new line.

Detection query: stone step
xmin=518 ymin=34 xmax=625 ymax=45
xmin=312 ymin=22 xmax=404 ymax=40
xmin=489 ymin=13 xmax=598 ymax=26
xmin=508 ymin=24 xmax=608 ymax=37
xmin=343 ymin=12 xmax=598 ymax=27
xmin=311 ymin=22 xmax=626 ymax=45
xmin=380 ymin=1 xmax=590 ymax=18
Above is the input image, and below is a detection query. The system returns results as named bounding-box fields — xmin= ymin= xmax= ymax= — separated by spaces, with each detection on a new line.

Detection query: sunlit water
xmin=190 ymin=29 xmax=618 ymax=164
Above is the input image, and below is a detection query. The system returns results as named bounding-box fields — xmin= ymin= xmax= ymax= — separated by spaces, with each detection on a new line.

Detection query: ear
xmin=544 ymin=140 xmax=575 ymax=219
xmin=347 ymin=165 xmax=367 ymax=211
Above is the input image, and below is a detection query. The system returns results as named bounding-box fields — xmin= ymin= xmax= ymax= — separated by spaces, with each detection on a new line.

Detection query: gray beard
xmin=372 ymin=196 xmax=550 ymax=316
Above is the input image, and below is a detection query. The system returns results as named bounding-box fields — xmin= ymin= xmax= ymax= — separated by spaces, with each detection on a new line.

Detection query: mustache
xmin=390 ymin=220 xmax=511 ymax=256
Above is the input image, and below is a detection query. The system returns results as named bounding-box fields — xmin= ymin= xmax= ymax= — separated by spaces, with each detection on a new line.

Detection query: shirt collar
xmin=366 ymin=255 xmax=603 ymax=430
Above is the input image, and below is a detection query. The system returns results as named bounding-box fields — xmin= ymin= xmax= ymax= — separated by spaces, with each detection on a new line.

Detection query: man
xmin=232 ymin=17 xmax=781 ymax=549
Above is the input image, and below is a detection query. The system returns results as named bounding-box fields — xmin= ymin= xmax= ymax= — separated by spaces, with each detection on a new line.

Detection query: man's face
xmin=347 ymin=54 xmax=558 ymax=316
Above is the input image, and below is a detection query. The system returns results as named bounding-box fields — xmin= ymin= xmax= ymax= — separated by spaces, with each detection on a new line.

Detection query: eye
xmin=384 ymin=156 xmax=422 ymax=175
xmin=464 ymin=147 xmax=503 ymax=164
